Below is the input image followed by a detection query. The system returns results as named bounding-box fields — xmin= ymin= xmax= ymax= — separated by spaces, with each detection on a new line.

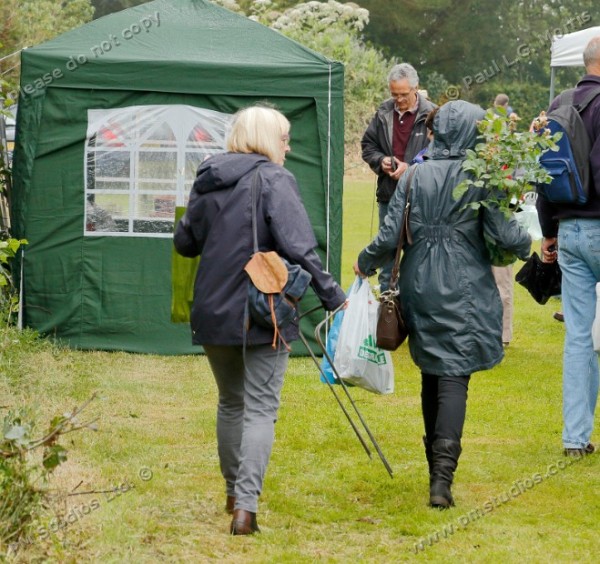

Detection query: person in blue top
xmin=537 ymin=36 xmax=600 ymax=457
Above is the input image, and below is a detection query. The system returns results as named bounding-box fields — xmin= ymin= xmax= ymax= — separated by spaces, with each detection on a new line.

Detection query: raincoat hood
xmin=429 ymin=100 xmax=485 ymax=159
xmin=193 ymin=152 xmax=269 ymax=194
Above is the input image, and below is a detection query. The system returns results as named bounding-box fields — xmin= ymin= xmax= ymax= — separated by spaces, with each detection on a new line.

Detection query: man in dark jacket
xmin=361 ymin=63 xmax=437 ymax=289
xmin=537 ymin=35 xmax=600 ymax=457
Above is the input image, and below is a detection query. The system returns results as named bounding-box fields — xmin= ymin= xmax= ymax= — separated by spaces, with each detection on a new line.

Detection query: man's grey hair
xmin=583 ymin=36 xmax=600 ymax=69
xmin=387 ymin=63 xmax=419 ymax=88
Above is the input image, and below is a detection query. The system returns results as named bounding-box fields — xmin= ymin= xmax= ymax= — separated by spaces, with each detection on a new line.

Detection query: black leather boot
xmin=429 ymin=439 xmax=462 ymax=509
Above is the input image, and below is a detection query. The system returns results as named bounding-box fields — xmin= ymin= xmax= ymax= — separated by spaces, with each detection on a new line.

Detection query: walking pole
xmin=314 ymin=310 xmax=394 ymax=479
xmin=297 ymin=305 xmax=372 ymax=459
xmin=299 ymin=305 xmax=394 ymax=478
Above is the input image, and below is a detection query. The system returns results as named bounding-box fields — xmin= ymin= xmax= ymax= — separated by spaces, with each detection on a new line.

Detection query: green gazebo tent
xmin=12 ymin=0 xmax=344 ymax=354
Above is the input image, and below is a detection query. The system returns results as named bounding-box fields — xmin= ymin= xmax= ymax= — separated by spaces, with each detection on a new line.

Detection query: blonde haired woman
xmin=174 ymin=105 xmax=345 ymax=534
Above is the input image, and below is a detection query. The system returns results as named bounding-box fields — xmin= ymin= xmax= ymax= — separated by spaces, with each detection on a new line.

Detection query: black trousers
xmin=421 ymin=373 xmax=471 ymax=443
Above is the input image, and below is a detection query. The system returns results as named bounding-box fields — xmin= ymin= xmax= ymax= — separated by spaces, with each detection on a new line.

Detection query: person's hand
xmin=541 ymin=237 xmax=558 ymax=263
xmin=381 ymin=156 xmax=394 ymax=175
xmin=353 ymin=261 xmax=367 ymax=278
xmin=389 ymin=160 xmax=408 ymax=181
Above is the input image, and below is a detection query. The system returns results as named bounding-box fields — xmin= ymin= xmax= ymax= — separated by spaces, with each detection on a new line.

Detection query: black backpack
xmin=536 ymin=87 xmax=600 ymax=205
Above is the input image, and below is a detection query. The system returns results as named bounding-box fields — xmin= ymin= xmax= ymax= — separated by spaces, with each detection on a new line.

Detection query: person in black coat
xmin=361 ymin=63 xmax=437 ymax=289
xmin=174 ymin=105 xmax=346 ymax=535
xmin=355 ymin=101 xmax=531 ymax=509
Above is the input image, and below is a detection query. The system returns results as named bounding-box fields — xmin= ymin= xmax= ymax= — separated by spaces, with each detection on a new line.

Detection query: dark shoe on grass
xmin=553 ymin=311 xmax=564 ymax=322
xmin=429 ymin=439 xmax=461 ymax=509
xmin=230 ymin=509 xmax=260 ymax=535
xmin=563 ymin=443 xmax=595 ymax=457
xmin=225 ymin=495 xmax=236 ymax=515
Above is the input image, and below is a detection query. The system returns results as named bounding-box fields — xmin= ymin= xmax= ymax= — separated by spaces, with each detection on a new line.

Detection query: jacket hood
xmin=193 ymin=152 xmax=269 ymax=194
xmin=429 ymin=101 xmax=485 ymax=159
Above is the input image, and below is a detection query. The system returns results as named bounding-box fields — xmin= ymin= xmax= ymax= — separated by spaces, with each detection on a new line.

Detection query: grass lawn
xmin=2 ymin=174 xmax=599 ymax=562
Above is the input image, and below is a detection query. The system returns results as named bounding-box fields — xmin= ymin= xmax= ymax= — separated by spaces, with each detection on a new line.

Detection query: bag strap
xmin=247 ymin=165 xmax=290 ymax=351
xmin=576 ymin=86 xmax=600 ymax=114
xmin=557 ymin=86 xmax=600 ymax=114
xmin=389 ymin=166 xmax=417 ymax=292
xmin=250 ymin=167 xmax=262 ymax=253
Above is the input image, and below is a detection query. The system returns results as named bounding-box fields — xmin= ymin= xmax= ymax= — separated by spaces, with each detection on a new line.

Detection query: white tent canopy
xmin=551 ymin=26 xmax=600 ymax=67
xmin=549 ymin=26 xmax=600 ymax=102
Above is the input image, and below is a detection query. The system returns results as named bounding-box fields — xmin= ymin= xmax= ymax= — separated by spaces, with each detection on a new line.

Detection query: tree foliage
xmin=0 ymin=0 xmax=95 ymax=85
xmin=91 ymin=0 xmax=150 ymax=19
xmin=214 ymin=1 xmax=395 ymax=160
xmin=358 ymin=0 xmax=598 ymax=119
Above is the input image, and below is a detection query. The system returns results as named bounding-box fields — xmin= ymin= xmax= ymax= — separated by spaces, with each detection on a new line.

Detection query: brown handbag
xmin=375 ymin=167 xmax=416 ymax=351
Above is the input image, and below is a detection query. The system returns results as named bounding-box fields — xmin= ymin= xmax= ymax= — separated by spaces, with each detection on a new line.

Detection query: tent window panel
xmin=133 ymin=219 xmax=173 ymax=234
xmin=95 ymin=180 xmax=130 ymax=191
xmin=93 ymin=152 xmax=131 ymax=178
xmin=95 ymin=125 xmax=128 ymax=147
xmin=85 ymin=104 xmax=233 ymax=238
xmin=86 ymin=194 xmax=128 ymax=234
xmin=188 ymin=125 xmax=214 ymax=144
xmin=134 ymin=193 xmax=176 ymax=219
xmin=185 ymin=152 xmax=207 ymax=181
xmin=94 ymin=193 xmax=129 ymax=218
xmin=183 ymin=181 xmax=193 ymax=207
xmin=137 ymin=180 xmax=177 ymax=192
xmin=138 ymin=151 xmax=177 ymax=180
xmin=140 ymin=121 xmax=176 ymax=148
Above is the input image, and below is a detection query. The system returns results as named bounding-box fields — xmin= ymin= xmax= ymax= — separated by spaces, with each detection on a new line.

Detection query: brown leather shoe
xmin=225 ymin=495 xmax=236 ymax=515
xmin=230 ymin=509 xmax=260 ymax=535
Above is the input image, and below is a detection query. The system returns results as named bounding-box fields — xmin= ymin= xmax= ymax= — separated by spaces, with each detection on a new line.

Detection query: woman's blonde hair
xmin=227 ymin=105 xmax=290 ymax=163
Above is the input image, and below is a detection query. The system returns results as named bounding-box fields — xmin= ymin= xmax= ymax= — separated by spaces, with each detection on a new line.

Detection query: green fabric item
xmin=12 ymin=0 xmax=344 ymax=355
xmin=171 ymin=207 xmax=198 ymax=323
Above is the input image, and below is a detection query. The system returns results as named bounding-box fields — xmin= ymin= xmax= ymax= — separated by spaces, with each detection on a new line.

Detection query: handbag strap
xmin=247 ymin=165 xmax=290 ymax=350
xmin=250 ymin=166 xmax=262 ymax=253
xmin=389 ymin=166 xmax=417 ymax=292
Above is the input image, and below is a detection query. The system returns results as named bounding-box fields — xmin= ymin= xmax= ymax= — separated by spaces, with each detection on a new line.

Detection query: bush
xmin=0 ymin=237 xmax=26 ymax=325
xmin=0 ymin=393 xmax=97 ymax=553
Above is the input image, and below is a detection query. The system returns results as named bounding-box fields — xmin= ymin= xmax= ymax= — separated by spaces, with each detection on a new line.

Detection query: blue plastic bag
xmin=320 ymin=308 xmax=345 ymax=384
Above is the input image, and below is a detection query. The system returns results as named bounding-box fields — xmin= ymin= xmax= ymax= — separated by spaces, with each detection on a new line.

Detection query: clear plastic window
xmin=84 ymin=105 xmax=232 ymax=237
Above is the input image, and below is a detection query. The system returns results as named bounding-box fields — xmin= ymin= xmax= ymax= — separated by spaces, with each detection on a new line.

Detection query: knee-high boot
xmin=429 ymin=439 xmax=462 ymax=509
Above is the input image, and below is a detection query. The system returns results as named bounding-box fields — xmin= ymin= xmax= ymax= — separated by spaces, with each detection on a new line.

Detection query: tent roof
xmin=20 ymin=0 xmax=341 ymax=97
xmin=551 ymin=25 xmax=600 ymax=67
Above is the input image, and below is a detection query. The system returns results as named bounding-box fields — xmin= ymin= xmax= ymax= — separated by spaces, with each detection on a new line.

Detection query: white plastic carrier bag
xmin=333 ymin=277 xmax=394 ymax=394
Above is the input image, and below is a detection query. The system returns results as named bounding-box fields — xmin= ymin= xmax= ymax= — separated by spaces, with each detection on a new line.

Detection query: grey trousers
xmin=203 ymin=344 xmax=289 ymax=514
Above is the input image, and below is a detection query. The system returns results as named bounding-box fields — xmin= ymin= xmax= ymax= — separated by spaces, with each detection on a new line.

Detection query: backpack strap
xmin=557 ymin=88 xmax=575 ymax=106
xmin=575 ymin=86 xmax=600 ymax=113
xmin=558 ymin=86 xmax=600 ymax=113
